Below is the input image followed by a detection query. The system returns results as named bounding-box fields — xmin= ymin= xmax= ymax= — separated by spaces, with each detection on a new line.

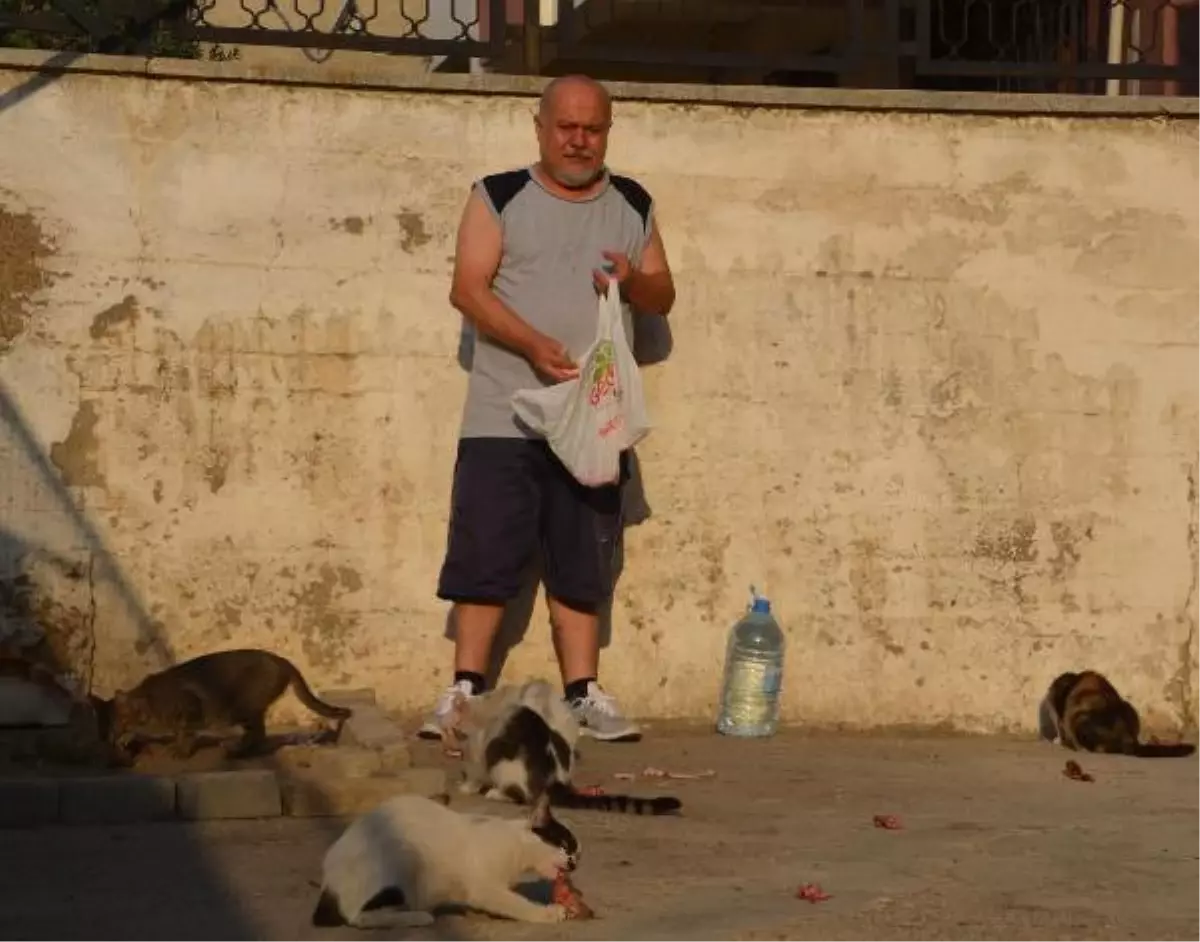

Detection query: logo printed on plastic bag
xmin=588 ymin=340 xmax=625 ymax=439
xmin=510 ymin=285 xmax=651 ymax=487
xmin=588 ymin=341 xmax=619 ymax=406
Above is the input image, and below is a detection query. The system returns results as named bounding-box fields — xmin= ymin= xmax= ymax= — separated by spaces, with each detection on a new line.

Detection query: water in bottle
xmin=716 ymin=586 xmax=785 ymax=737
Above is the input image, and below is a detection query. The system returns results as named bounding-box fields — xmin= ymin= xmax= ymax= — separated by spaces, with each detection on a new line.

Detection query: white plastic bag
xmin=511 ymin=284 xmax=651 ymax=487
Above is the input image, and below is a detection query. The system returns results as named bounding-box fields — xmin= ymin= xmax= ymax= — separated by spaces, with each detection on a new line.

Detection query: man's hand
xmin=592 ymin=220 xmax=676 ymax=316
xmin=527 ymin=334 xmax=579 ymax=383
xmin=592 ymin=251 xmax=633 ymax=296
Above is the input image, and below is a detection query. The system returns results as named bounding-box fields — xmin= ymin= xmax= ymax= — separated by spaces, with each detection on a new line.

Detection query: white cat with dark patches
xmin=458 ymin=679 xmax=581 ymax=801
xmin=459 ymin=678 xmax=683 ymax=816
xmin=311 ymin=792 xmax=580 ymax=929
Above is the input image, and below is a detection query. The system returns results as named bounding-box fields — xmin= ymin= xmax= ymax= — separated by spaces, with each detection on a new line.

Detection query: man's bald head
xmin=534 ymin=74 xmax=612 ymax=191
xmin=538 ymin=74 xmax=612 ymax=123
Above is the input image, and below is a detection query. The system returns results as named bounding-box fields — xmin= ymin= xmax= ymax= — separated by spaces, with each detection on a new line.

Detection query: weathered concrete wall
xmin=0 ymin=52 xmax=1196 ymax=734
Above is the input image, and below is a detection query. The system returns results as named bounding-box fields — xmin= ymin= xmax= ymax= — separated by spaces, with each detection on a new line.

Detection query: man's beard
xmin=549 ymin=161 xmax=605 ymax=189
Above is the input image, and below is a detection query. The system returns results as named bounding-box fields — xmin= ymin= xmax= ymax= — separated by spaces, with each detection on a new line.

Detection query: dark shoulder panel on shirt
xmin=610 ymin=174 xmax=653 ymax=229
xmin=478 ymin=169 xmax=533 ymax=216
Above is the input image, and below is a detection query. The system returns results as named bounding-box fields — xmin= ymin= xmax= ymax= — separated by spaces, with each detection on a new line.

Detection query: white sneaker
xmin=568 ymin=681 xmax=641 ymax=742
xmin=417 ymin=680 xmax=476 ymax=740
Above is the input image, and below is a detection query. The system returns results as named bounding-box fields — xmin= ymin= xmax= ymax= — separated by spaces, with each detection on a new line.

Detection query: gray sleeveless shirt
xmin=458 ymin=166 xmax=655 ymax=440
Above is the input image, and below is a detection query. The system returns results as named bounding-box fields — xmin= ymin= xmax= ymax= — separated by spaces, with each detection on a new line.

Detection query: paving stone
xmin=273 ymin=744 xmax=385 ymax=779
xmin=59 ymin=774 xmax=176 ymax=825
xmin=280 ymin=767 xmax=448 ymax=818
xmin=0 ymin=778 xmax=60 ymax=827
xmin=176 ymin=769 xmax=282 ymax=820
xmin=321 ymin=687 xmax=377 ymax=708
xmin=323 ymin=689 xmax=412 ymax=770
xmin=374 ymin=743 xmax=412 ymax=773
xmin=342 ymin=706 xmax=402 ymax=747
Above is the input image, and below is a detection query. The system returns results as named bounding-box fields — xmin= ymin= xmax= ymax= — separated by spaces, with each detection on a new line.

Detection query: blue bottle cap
xmin=751 ymin=597 xmax=771 ymax=614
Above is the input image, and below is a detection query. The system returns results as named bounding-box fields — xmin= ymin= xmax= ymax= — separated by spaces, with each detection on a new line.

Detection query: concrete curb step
xmin=0 ymin=686 xmax=445 ymax=828
xmin=0 ymin=766 xmax=448 ymax=828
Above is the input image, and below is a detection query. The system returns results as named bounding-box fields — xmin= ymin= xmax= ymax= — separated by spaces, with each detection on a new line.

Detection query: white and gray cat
xmin=459 ymin=678 xmax=682 ymax=816
xmin=311 ymin=792 xmax=580 ymax=928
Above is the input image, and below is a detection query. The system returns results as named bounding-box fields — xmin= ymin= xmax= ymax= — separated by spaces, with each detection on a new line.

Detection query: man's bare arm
xmin=624 ymin=218 xmax=676 ymax=316
xmin=449 ymin=191 xmax=541 ymax=356
xmin=448 ymin=190 xmax=578 ymax=381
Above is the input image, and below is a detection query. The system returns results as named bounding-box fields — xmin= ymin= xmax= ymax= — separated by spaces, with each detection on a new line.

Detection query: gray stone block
xmin=322 ymin=687 xmax=377 ymax=708
xmin=281 ymin=766 xmax=448 ymax=818
xmin=375 ymin=743 xmax=412 ymax=773
xmin=274 ymin=744 xmax=386 ymax=779
xmin=342 ymin=702 xmax=409 ymax=752
xmin=60 ymin=774 xmax=176 ymax=825
xmin=0 ymin=777 xmax=60 ymax=828
xmin=176 ymin=769 xmax=282 ymax=820
xmin=395 ymin=767 xmax=450 ymax=800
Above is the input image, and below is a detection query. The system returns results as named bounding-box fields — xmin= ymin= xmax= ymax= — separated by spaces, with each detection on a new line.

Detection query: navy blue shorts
xmin=436 ymin=438 xmax=627 ymax=614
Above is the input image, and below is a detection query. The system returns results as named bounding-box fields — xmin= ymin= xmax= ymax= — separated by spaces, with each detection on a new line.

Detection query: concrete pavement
xmin=0 ymin=728 xmax=1195 ymax=940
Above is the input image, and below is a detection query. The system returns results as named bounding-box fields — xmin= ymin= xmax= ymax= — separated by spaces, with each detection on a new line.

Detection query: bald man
xmin=419 ymin=75 xmax=676 ymax=744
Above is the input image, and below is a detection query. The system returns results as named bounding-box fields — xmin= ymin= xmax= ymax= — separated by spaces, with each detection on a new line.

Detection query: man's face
xmin=536 ymin=83 xmax=611 ymax=189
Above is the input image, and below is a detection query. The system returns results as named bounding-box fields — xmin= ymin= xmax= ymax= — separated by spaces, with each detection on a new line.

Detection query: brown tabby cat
xmin=92 ymin=649 xmax=352 ymax=760
xmin=1039 ymin=670 xmax=1196 ymax=759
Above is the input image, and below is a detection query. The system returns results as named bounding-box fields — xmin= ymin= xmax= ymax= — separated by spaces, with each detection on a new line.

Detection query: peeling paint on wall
xmin=974 ymin=517 xmax=1039 ymax=564
xmin=200 ymin=446 xmax=231 ymax=494
xmin=0 ymin=201 xmax=56 ymax=352
xmin=0 ymin=553 xmax=96 ymax=693
xmin=395 ymin=211 xmax=431 ymax=252
xmin=49 ymin=400 xmax=106 ymax=489
xmin=330 ymin=216 xmax=366 ymax=234
xmin=89 ymin=294 xmax=140 ymax=340
xmin=292 ymin=563 xmax=364 ymax=669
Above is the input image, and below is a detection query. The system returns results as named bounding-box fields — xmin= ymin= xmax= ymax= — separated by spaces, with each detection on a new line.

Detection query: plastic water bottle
xmin=716 ymin=586 xmax=785 ymax=737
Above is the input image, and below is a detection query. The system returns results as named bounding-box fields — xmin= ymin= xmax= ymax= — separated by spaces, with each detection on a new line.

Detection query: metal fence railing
xmin=0 ymin=0 xmax=507 ymax=58
xmin=0 ymin=0 xmax=1194 ymax=97
xmin=914 ymin=0 xmax=1196 ymax=95
xmin=552 ymin=0 xmax=885 ymax=79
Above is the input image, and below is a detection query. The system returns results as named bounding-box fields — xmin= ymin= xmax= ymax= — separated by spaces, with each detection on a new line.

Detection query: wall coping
xmin=1 ymin=47 xmax=1197 ymax=118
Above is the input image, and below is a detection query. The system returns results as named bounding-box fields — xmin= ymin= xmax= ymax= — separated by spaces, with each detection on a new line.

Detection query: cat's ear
xmin=528 ymin=791 xmax=552 ymax=829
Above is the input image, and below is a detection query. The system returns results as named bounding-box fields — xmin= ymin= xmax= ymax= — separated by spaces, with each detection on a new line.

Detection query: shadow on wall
xmin=0 ymin=378 xmax=274 ymax=936
xmin=446 ymin=311 xmax=674 ymax=682
xmin=0 ymin=526 xmax=93 ymax=688
xmin=0 ymin=51 xmax=84 ymax=115
xmin=0 ymin=379 xmax=175 ymax=675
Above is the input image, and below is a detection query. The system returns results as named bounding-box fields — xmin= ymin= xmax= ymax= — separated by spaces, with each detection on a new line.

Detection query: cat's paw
xmin=537 ymin=904 xmax=569 ymax=924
